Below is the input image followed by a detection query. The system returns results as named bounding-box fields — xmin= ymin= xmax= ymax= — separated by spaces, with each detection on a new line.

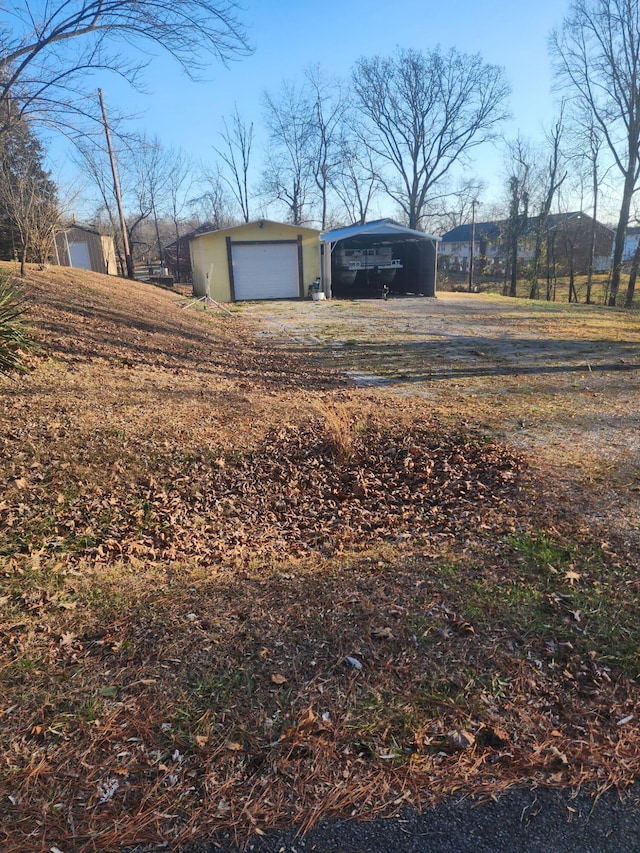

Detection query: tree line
xmin=2 ymin=0 xmax=640 ymax=307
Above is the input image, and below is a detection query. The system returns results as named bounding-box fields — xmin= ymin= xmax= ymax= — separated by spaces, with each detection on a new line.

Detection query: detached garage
xmin=189 ymin=220 xmax=320 ymax=302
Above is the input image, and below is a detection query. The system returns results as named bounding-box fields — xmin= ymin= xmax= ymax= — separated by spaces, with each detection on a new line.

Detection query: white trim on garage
xmin=232 ymin=243 xmax=300 ymax=300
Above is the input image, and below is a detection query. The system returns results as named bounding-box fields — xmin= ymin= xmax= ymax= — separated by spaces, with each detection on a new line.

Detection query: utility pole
xmin=98 ymin=89 xmax=134 ymax=279
xmin=468 ymin=198 xmax=479 ymax=292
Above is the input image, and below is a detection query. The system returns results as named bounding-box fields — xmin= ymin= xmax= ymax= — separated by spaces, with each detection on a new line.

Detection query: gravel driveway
xmin=178 ymin=293 xmax=640 ymax=853
xmin=238 ymin=292 xmax=640 ymax=555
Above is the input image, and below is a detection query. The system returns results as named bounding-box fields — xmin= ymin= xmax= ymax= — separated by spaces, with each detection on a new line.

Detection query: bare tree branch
xmin=552 ymin=0 xmax=640 ymax=305
xmin=214 ymin=105 xmax=253 ymax=223
xmin=352 ymin=47 xmax=510 ymax=230
xmin=0 ymin=0 xmax=250 ymax=134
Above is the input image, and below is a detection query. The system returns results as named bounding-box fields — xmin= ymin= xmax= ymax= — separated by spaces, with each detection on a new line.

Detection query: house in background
xmin=189 ymin=220 xmax=320 ymax=301
xmin=439 ymin=212 xmax=614 ymax=278
xmin=164 ymin=222 xmax=216 ymax=283
xmin=622 ymin=226 xmax=640 ymax=262
xmin=54 ymin=224 xmax=117 ymax=275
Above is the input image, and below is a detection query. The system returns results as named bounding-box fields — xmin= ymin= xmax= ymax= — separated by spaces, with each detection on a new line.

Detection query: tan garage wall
xmin=189 ymin=220 xmax=320 ymax=301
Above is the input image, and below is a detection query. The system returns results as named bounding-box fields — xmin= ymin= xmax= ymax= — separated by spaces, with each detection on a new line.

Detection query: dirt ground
xmin=235 ymin=293 xmax=640 ymax=554
xmin=3 ymin=272 xmax=640 ymax=852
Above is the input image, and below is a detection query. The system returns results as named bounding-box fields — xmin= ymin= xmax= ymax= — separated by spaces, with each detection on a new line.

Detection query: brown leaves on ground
xmin=0 ymin=410 xmax=525 ymax=567
xmin=1 ymin=265 xmax=639 ymax=852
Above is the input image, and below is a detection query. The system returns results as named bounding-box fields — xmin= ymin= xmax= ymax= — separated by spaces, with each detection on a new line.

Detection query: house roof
xmin=440 ymin=212 xmax=613 ymax=244
xmin=164 ymin=222 xmax=216 ymax=249
xmin=320 ymin=218 xmax=440 ymax=243
xmin=60 ymin=223 xmax=104 ymax=237
xmin=439 ymin=221 xmax=503 ymax=244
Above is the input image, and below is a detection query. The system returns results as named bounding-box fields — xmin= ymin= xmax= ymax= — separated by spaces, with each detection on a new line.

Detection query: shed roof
xmin=320 ymin=218 xmax=440 ymax=243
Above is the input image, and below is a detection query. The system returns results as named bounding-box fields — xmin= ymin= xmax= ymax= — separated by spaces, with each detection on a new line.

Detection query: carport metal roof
xmin=320 ymin=218 xmax=440 ymax=243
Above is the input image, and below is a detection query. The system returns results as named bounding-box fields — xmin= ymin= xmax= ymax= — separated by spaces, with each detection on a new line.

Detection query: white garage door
xmin=68 ymin=241 xmax=92 ymax=270
xmin=232 ymin=243 xmax=300 ymax=300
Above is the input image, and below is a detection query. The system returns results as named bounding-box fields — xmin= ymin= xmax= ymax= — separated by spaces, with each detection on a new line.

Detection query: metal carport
xmin=319 ymin=219 xmax=440 ymax=299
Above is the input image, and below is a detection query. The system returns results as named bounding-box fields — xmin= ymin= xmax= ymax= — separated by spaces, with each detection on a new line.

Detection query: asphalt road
xmin=199 ymin=785 xmax=640 ymax=853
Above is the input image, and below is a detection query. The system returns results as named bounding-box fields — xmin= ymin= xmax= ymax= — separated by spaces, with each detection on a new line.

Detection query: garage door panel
xmin=232 ymin=243 xmax=299 ymax=300
xmin=69 ymin=241 xmax=92 ymax=270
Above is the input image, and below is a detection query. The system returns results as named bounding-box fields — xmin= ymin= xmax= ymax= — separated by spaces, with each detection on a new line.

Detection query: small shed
xmin=320 ymin=219 xmax=440 ymax=298
xmin=189 ymin=220 xmax=321 ymax=302
xmin=54 ymin=225 xmax=117 ymax=275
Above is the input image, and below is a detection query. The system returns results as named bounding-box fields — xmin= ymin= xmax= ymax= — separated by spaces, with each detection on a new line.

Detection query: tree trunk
xmin=586 ymin=167 xmax=599 ymax=305
xmin=625 ymin=238 xmax=640 ymax=307
xmin=509 ymin=239 xmax=518 ymax=297
xmin=568 ymin=257 xmax=577 ymax=302
xmin=19 ymin=236 xmax=28 ymax=277
xmin=609 ymin=171 xmax=635 ymax=305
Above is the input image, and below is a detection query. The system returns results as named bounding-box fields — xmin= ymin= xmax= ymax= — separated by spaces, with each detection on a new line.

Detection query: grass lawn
xmin=1 ymin=264 xmax=639 ymax=851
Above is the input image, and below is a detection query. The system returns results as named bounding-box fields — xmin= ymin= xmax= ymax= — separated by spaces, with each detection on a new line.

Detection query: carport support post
xmin=419 ymin=241 xmax=437 ymax=297
xmin=320 ymin=241 xmax=332 ymax=297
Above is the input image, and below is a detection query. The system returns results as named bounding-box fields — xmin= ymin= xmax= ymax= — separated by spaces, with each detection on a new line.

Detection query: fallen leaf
xmin=216 ymin=799 xmax=231 ymax=816
xmin=547 ymin=745 xmax=568 ymax=766
xmin=447 ymin=730 xmax=476 ymax=751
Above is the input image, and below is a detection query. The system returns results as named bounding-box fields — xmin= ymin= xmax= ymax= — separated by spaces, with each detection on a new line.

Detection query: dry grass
xmin=1 ymin=263 xmax=640 ymax=852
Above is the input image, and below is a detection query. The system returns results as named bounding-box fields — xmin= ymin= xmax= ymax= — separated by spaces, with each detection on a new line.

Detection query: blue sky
xmin=53 ymin=0 xmax=570 ymax=221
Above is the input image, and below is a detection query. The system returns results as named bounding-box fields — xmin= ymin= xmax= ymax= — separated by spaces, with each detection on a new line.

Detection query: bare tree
xmin=305 ymin=65 xmax=345 ymax=230
xmin=214 ymin=106 xmax=253 ymax=222
xmin=189 ymin=165 xmax=236 ymax=230
xmin=424 ymin=177 xmax=487 ymax=235
xmin=262 ymin=81 xmax=315 ymax=225
xmin=503 ymin=138 xmax=531 ymax=298
xmin=165 ymin=150 xmax=194 ymax=281
xmin=74 ymin=133 xmax=171 ymax=267
xmin=551 ymin=0 xmax=640 ymax=306
xmin=0 ymin=1 xmax=250 ymax=134
xmin=566 ymin=104 xmax=610 ymax=303
xmin=351 ymin=47 xmax=510 ymax=230
xmin=332 ymin=125 xmax=381 ymax=226
xmin=529 ymin=107 xmax=567 ymax=299
xmin=73 ymin=138 xmax=125 ymax=273
xmin=128 ymin=136 xmax=172 ymax=263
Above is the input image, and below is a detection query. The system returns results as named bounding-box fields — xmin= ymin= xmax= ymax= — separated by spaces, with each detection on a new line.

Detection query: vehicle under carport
xmin=319 ymin=219 xmax=440 ymax=299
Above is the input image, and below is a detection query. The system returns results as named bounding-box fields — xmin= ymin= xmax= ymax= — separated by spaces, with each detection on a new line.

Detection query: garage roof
xmin=320 ymin=218 xmax=440 ymax=243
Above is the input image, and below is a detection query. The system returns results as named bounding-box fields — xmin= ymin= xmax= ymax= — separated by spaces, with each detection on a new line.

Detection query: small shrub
xmin=314 ymin=401 xmax=354 ymax=464
xmin=0 ymin=272 xmax=32 ymax=376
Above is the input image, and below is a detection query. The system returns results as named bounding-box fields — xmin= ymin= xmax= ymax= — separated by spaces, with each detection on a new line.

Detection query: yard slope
xmin=1 ymin=264 xmax=639 ymax=852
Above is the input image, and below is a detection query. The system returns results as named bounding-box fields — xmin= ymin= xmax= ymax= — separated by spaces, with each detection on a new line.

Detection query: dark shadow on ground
xmin=278 ymin=335 xmax=640 ymax=385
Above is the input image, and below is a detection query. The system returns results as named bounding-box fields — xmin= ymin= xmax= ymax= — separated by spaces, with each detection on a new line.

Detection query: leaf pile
xmin=1 ymin=414 xmax=525 ymax=566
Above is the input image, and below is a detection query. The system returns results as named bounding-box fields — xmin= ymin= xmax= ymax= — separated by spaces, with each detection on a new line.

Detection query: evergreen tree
xmin=0 ymin=100 xmax=59 ymax=274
